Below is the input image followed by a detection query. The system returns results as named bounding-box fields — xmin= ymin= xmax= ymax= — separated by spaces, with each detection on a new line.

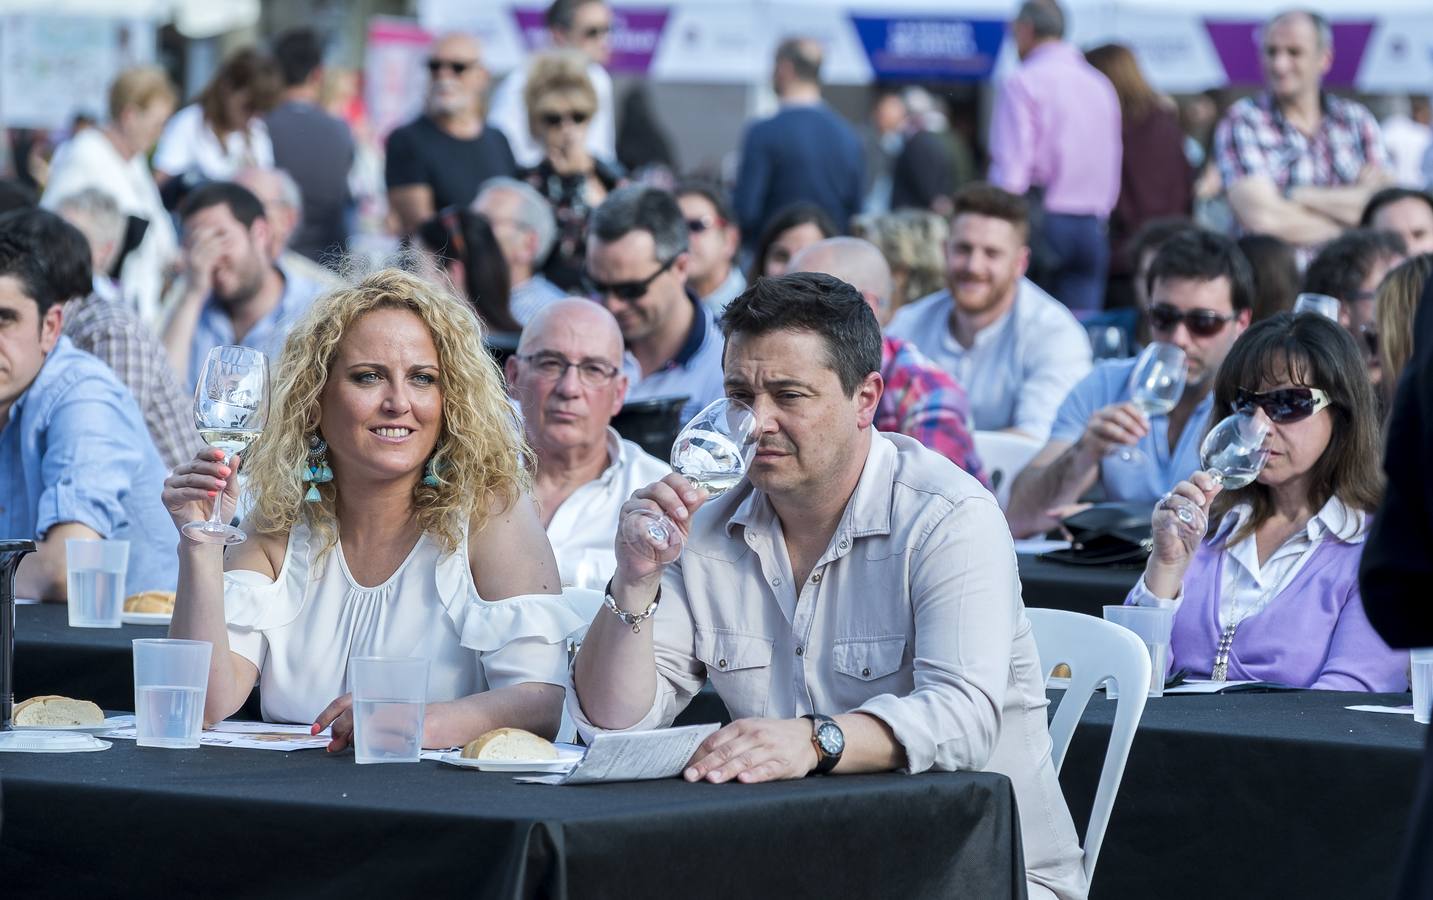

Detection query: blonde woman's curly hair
xmin=243 ymin=268 xmax=529 ymax=557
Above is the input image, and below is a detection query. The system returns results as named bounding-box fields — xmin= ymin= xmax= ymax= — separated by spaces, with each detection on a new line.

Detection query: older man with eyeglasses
xmin=507 ymin=297 xmax=670 ymax=589
xmin=1006 ymin=229 xmax=1253 ymax=538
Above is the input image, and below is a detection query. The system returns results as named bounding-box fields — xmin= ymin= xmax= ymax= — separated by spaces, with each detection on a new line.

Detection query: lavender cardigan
xmin=1126 ymin=533 xmax=1409 ymax=692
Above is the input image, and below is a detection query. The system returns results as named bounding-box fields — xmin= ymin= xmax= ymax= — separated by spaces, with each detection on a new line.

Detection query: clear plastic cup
xmin=350 ymin=656 xmax=428 ymax=764
xmin=66 ymin=538 xmax=128 ymax=628
xmin=1412 ymin=648 xmax=1433 ymax=725
xmin=1103 ymin=605 xmax=1176 ymax=698
xmin=133 ymin=639 xmax=212 ymax=748
xmin=1293 ymin=292 xmax=1341 ymax=322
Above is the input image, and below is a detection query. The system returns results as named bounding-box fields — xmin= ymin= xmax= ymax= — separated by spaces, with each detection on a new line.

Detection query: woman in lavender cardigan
xmin=1126 ymin=313 xmax=1407 ymax=691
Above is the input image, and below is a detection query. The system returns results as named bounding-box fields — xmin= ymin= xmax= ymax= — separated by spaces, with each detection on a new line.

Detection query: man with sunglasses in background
xmin=1007 ymin=229 xmax=1252 ymax=538
xmin=507 ymin=297 xmax=669 ymax=589
xmin=1302 ymin=227 xmax=1406 ymax=385
xmin=585 ymin=185 xmax=724 ymax=423
xmin=386 ymin=33 xmax=516 ymax=237
xmin=676 ymin=180 xmax=746 ymax=314
xmin=489 ymin=0 xmax=616 ymax=169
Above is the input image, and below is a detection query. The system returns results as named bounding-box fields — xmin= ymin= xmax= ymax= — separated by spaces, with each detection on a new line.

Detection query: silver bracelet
xmin=604 ymin=578 xmax=661 ymax=634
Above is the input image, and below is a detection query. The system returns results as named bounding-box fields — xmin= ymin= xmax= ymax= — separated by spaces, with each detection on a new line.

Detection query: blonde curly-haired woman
xmin=163 ymin=269 xmax=583 ymax=750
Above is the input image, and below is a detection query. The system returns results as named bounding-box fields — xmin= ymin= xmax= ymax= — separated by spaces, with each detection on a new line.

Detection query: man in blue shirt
xmin=1005 ymin=229 xmax=1253 ymax=538
xmin=0 ymin=210 xmax=177 ymax=600
xmin=162 ymin=181 xmax=327 ymax=391
xmin=732 ymin=38 xmax=864 ymax=245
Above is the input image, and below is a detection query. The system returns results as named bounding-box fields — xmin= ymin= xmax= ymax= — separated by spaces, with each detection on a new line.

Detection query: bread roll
xmin=13 ymin=695 xmax=104 ymax=727
xmin=461 ymin=727 xmax=558 ymax=760
xmin=124 ymin=590 xmax=176 ymax=614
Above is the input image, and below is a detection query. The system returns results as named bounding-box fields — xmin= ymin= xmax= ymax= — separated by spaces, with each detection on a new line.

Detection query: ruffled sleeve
xmin=460 ymin=592 xmax=588 ymax=690
xmin=222 ymin=523 xmax=310 ymax=670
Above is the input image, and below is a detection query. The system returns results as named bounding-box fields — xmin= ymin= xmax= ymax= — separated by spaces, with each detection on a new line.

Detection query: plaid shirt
xmin=878 ymin=337 xmax=989 ymax=488
xmin=63 ymin=287 xmax=204 ymax=470
xmin=1214 ymin=92 xmax=1389 ymax=201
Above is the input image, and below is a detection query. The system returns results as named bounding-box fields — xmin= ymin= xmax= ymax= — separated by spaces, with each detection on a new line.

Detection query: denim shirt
xmin=187 ymin=259 xmax=327 ymax=391
xmin=0 ymin=337 xmax=178 ymax=594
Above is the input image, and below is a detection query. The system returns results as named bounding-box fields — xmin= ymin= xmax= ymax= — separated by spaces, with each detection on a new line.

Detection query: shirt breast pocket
xmin=832 ymin=636 xmax=908 ymax=683
xmin=694 ymin=629 xmax=773 ymax=718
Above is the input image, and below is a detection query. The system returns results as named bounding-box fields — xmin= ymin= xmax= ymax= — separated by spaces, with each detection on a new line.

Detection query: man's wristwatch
xmin=803 ymin=713 xmax=844 ymax=775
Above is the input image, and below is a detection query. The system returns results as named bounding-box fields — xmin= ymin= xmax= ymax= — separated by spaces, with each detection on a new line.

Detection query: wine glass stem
xmin=209 ymin=451 xmax=229 ymax=527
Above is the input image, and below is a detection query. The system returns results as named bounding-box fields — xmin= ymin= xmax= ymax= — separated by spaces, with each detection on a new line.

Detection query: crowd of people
xmin=4 ymin=1 xmax=1433 ymax=898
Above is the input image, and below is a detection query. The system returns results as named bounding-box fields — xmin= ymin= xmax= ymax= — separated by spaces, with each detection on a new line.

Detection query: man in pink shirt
xmin=988 ymin=0 xmax=1121 ymax=314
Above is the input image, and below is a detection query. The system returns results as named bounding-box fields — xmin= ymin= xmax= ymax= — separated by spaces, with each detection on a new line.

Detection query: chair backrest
xmin=972 ymin=430 xmax=1043 ymax=508
xmin=1025 ymin=607 xmax=1151 ymax=888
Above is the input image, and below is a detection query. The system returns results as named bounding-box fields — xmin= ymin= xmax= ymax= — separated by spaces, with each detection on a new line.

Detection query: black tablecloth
xmin=0 ymin=739 xmax=1026 ymax=900
xmin=1016 ymin=554 xmax=1141 ymax=616
xmin=1056 ymin=689 xmax=1424 ymax=899
xmin=13 ymin=603 xmax=165 ymax=711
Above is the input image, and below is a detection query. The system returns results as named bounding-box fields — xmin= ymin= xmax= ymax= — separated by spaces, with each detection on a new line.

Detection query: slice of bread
xmin=13 ymin=695 xmax=104 ymax=727
xmin=461 ymin=727 xmax=558 ymax=761
xmin=124 ymin=590 xmax=176 ymax=614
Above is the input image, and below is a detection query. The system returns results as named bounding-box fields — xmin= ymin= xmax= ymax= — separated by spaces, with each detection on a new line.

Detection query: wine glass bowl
xmin=1171 ymin=412 xmax=1272 ymax=525
xmin=1115 ymin=342 xmax=1188 ymax=464
xmin=182 ymin=346 xmax=269 ymax=545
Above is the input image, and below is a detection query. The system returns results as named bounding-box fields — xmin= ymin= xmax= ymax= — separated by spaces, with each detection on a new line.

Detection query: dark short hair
xmin=1145 ymin=228 xmax=1255 ymax=313
xmin=675 ymin=178 xmax=736 ymax=232
xmin=1237 ymin=233 xmax=1300 ymax=322
xmin=952 ymin=181 xmax=1030 ymax=241
xmin=775 ymin=38 xmax=822 ymax=83
xmin=273 ymin=29 xmax=323 ymax=88
xmin=749 ymin=202 xmax=836 ymax=282
xmin=178 ymin=181 xmax=266 ymax=229
xmin=719 ymin=272 xmax=881 ymax=397
xmin=589 ymin=185 xmax=689 ymax=262
xmin=1303 ymin=228 xmax=1407 ymax=304
xmin=1128 ymin=216 xmax=1194 ymax=270
xmin=0 ymin=178 xmax=38 ymax=216
xmin=0 ymin=214 xmax=61 ymax=315
xmin=1016 ymin=0 xmax=1066 ymax=39
xmin=0 ymin=208 xmax=92 ymax=303
xmin=1360 ymin=187 xmax=1433 ymax=228
xmin=545 ymin=0 xmax=604 ymax=31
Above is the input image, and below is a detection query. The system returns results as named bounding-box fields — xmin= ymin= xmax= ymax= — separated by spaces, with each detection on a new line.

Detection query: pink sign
xmin=1204 ymin=19 xmax=1375 ymax=87
xmin=511 ymin=6 xmax=670 ymax=74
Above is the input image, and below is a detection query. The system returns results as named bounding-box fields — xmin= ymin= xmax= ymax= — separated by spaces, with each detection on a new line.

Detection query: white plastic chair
xmin=1026 ymin=608 xmax=1151 ymax=888
xmin=972 ymin=430 xmax=1043 ymax=509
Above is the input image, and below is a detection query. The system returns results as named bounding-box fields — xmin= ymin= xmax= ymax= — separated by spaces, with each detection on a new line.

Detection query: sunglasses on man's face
xmin=685 ymin=214 xmax=726 ymax=235
xmin=580 ymin=24 xmax=612 ymax=40
xmin=427 ymin=58 xmax=474 ymax=77
xmin=1234 ymin=387 xmax=1331 ymax=424
xmin=1148 ymin=303 xmax=1235 ymax=338
xmin=583 ymin=255 xmax=678 ymax=303
xmin=539 ymin=109 xmax=591 ymax=129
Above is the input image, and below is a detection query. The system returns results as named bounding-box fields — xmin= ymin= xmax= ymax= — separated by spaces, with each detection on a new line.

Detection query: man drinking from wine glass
xmin=1006 ymin=229 xmax=1252 ymax=538
xmin=0 ymin=209 xmax=175 ymax=600
xmin=569 ymin=272 xmax=1088 ymax=900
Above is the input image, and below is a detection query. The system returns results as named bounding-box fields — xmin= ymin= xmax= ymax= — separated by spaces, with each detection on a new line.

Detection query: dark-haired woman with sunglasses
xmin=1123 ymin=313 xmax=1407 ymax=691
xmin=520 ymin=50 xmax=624 ymax=293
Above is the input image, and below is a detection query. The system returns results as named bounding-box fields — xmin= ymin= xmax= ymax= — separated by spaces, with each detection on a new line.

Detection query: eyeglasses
xmin=579 ymin=24 xmax=612 ymax=40
xmin=538 ymin=109 xmax=591 ymax=129
xmin=685 ymin=214 xmax=726 ymax=234
xmin=1148 ymin=303 xmax=1236 ymax=338
xmin=518 ymin=353 xmax=620 ymax=388
xmin=583 ymin=255 xmax=679 ymax=303
xmin=1234 ymin=387 xmax=1331 ymax=424
xmin=427 ymin=58 xmax=475 ymax=76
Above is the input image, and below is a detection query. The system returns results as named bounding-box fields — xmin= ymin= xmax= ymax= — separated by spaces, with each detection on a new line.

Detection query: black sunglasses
xmin=685 ymin=214 xmax=725 ymax=234
xmin=1148 ymin=304 xmax=1235 ymax=338
xmin=539 ymin=109 xmax=591 ymax=128
xmin=584 ymin=255 xmax=678 ymax=303
xmin=580 ymin=25 xmax=612 ymax=39
xmin=427 ymin=58 xmax=474 ymax=76
xmin=1234 ymin=387 xmax=1331 ymax=424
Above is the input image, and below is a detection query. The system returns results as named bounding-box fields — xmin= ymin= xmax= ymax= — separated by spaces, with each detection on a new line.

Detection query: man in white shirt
xmin=488 ymin=0 xmax=616 ymax=168
xmin=507 ymin=297 xmax=669 ymax=588
xmin=475 ymin=177 xmax=567 ymax=324
xmin=570 ymin=272 xmax=1087 ymax=900
xmin=886 ymin=182 xmax=1090 ymax=441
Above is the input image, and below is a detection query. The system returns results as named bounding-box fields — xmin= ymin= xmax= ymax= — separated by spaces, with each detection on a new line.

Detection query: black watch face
xmin=817 ymin=723 xmax=844 ymax=756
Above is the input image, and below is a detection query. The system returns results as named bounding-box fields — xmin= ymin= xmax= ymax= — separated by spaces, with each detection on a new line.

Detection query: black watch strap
xmin=803 ymin=713 xmax=843 ymax=775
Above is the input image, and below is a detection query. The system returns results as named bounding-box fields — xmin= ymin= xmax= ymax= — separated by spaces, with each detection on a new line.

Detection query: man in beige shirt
xmin=570 ymin=272 xmax=1087 ymax=900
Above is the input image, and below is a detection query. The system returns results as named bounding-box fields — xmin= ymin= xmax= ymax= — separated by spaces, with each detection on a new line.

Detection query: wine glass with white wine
xmin=1114 ymin=342 xmax=1187 ymax=464
xmin=620 ymin=398 xmax=760 ymax=564
xmin=1172 ymin=411 xmax=1272 ymax=525
xmin=183 ymin=345 xmax=269 ymax=545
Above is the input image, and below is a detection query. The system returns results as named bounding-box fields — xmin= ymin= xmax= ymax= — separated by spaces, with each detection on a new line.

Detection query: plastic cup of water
xmin=1103 ymin=605 xmax=1176 ymax=698
xmin=1412 ymin=648 xmax=1433 ymax=725
xmin=1293 ymin=292 xmax=1341 ymax=322
xmin=350 ymin=656 xmax=428 ymax=764
xmin=133 ymin=639 xmax=212 ymax=748
xmin=66 ymin=538 xmax=128 ymax=628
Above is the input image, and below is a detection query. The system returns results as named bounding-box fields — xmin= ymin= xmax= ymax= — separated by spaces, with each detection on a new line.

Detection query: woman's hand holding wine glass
xmin=180 ymin=345 xmax=269 ymax=545
xmin=1147 ymin=473 xmax=1222 ymax=598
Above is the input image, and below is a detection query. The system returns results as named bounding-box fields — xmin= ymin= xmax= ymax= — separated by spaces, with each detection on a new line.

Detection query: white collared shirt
xmin=545 ymin=428 xmax=670 ymax=590
xmin=885 ymin=279 xmax=1091 ymax=440
xmin=1132 ymin=495 xmax=1368 ymax=630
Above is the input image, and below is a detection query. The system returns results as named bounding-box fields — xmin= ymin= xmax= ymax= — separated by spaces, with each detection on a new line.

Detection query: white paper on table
xmin=1014 ymin=539 xmax=1071 ymax=555
xmin=516 ymin=723 xmax=720 ymax=785
xmin=1346 ymin=704 xmax=1419 ymax=717
xmin=99 ymin=716 xmax=334 ymax=750
xmin=1162 ymin=679 xmax=1261 ymax=694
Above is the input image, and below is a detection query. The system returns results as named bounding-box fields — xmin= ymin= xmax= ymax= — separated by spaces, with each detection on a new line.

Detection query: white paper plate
xmin=121 ymin=611 xmax=172 ymax=626
xmin=12 ymin=716 xmax=128 ymax=735
xmin=438 ymin=743 xmax=584 ymax=773
xmin=0 ymin=730 xmax=112 ymax=752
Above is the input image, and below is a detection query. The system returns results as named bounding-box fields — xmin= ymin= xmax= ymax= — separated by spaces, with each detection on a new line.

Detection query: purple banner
xmin=511 ymin=6 xmax=669 ymax=74
xmin=1204 ymin=19 xmax=1374 ymax=87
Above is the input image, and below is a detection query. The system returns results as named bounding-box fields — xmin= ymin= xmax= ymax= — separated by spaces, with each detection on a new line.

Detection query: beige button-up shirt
xmin=570 ymin=431 xmax=1087 ymax=900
